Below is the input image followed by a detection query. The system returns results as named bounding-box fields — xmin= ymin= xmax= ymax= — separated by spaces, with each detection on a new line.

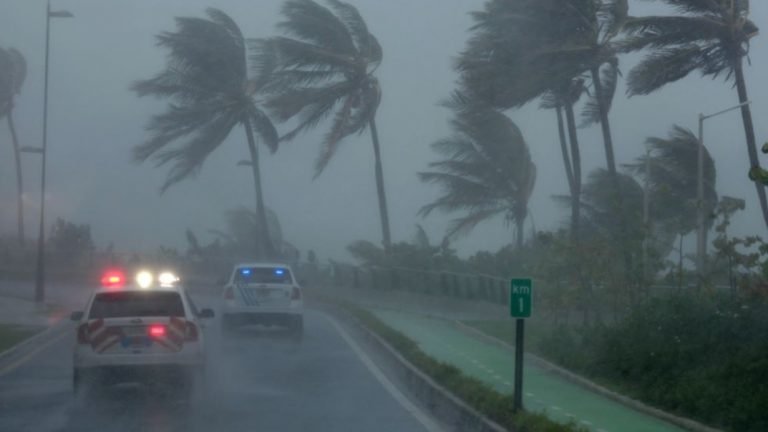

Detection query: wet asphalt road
xmin=0 ymin=300 xmax=432 ymax=432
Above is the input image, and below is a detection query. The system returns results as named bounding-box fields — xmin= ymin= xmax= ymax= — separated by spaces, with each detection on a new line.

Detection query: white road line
xmin=581 ymin=420 xmax=593 ymax=426
xmin=525 ymin=392 xmax=534 ymax=397
xmin=325 ymin=315 xmax=444 ymax=432
xmin=505 ymin=381 xmax=513 ymax=386
xmin=551 ymin=406 xmax=562 ymax=411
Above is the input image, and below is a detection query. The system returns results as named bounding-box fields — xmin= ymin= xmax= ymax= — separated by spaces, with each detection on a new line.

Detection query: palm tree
xmin=256 ymin=0 xmax=391 ymax=249
xmin=619 ymin=0 xmax=765 ymax=228
xmin=0 ymin=47 xmax=27 ymax=246
xmin=132 ymin=9 xmax=279 ymax=258
xmin=458 ymin=0 xmax=627 ymax=177
xmin=456 ymin=0 xmax=628 ymax=242
xmin=625 ymin=125 xmax=718 ymax=280
xmin=419 ymin=106 xmax=536 ymax=249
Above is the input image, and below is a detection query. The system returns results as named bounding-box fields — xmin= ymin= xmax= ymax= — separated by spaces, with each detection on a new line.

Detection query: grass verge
xmin=332 ymin=299 xmax=586 ymax=432
xmin=0 ymin=324 xmax=40 ymax=353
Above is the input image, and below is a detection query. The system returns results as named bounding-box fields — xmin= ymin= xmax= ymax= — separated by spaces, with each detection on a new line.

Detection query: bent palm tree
xmin=619 ymin=0 xmax=765 ymax=228
xmin=625 ymin=125 xmax=718 ymax=274
xmin=0 ymin=47 xmax=27 ymax=245
xmin=456 ymin=0 xmax=627 ymax=243
xmin=256 ymin=0 xmax=391 ymax=248
xmin=132 ymin=8 xmax=279 ymax=258
xmin=419 ymin=106 xmax=536 ymax=248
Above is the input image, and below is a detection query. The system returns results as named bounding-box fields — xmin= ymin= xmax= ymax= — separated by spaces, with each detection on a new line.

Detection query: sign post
xmin=510 ymin=278 xmax=532 ymax=413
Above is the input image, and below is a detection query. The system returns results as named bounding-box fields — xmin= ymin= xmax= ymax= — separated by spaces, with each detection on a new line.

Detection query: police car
xmin=70 ymin=269 xmax=214 ymax=396
xmin=220 ymin=263 xmax=303 ymax=338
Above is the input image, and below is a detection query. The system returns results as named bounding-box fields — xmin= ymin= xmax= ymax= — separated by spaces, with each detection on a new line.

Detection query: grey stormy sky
xmin=0 ymin=0 xmax=766 ymax=263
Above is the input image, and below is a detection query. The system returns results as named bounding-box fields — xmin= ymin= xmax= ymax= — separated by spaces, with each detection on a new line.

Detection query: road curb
xmin=452 ymin=320 xmax=722 ymax=432
xmin=0 ymin=320 xmax=71 ymax=368
xmin=322 ymin=303 xmax=508 ymax=432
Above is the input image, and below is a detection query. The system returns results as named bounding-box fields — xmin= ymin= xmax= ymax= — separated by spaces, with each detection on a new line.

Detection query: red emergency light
xmin=100 ymin=270 xmax=126 ymax=288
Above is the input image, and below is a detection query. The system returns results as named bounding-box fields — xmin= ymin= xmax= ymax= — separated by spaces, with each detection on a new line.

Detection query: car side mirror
xmin=70 ymin=311 xmax=84 ymax=321
xmin=199 ymin=308 xmax=215 ymax=319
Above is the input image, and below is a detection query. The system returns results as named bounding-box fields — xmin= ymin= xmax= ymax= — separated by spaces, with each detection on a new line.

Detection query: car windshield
xmin=234 ymin=267 xmax=293 ymax=285
xmin=88 ymin=291 xmax=185 ymax=318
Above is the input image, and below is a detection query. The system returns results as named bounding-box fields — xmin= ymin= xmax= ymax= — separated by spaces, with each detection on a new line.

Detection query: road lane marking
xmin=324 ymin=315 xmax=443 ymax=432
xmin=0 ymin=330 xmax=69 ymax=377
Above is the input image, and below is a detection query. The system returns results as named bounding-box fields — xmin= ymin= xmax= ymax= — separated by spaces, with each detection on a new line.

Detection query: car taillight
xmin=224 ymin=287 xmax=234 ymax=300
xmin=148 ymin=325 xmax=166 ymax=338
xmin=185 ymin=322 xmax=199 ymax=341
xmin=77 ymin=324 xmax=89 ymax=344
xmin=291 ymin=286 xmax=301 ymax=300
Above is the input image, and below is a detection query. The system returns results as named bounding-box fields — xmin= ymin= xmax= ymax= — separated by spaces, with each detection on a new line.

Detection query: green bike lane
xmin=372 ymin=309 xmax=685 ymax=432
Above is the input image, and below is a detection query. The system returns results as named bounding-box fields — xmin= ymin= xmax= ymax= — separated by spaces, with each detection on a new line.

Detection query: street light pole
xmin=34 ymin=0 xmax=73 ymax=303
xmin=696 ymin=100 xmax=751 ymax=281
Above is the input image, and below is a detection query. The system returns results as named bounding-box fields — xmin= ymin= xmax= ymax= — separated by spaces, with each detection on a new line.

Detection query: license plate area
xmin=123 ymin=326 xmax=146 ymax=337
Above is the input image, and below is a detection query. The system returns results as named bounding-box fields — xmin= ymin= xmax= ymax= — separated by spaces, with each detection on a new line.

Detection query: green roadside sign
xmin=510 ymin=278 xmax=532 ymax=318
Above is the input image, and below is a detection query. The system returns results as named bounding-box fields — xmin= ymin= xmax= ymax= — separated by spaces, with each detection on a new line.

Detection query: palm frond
xmin=659 ymin=0 xmax=726 ymax=15
xmin=153 ymin=112 xmax=240 ymax=192
xmin=420 ymin=107 xmax=535 ymax=240
xmin=445 ymin=207 xmax=506 ymax=239
xmin=625 ymin=45 xmax=704 ymax=95
xmin=249 ymin=107 xmax=279 ymax=153
xmin=619 ymin=15 xmax=727 ymax=52
xmin=265 ymin=36 xmax=357 ymax=72
xmin=314 ymin=94 xmax=355 ymax=175
xmin=326 ymin=0 xmax=371 ymax=56
xmin=278 ymin=0 xmax=357 ymax=56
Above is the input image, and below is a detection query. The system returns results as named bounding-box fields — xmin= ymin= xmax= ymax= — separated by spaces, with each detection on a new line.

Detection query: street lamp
xmin=33 ymin=1 xmax=73 ymax=303
xmin=696 ymin=100 xmax=751 ymax=280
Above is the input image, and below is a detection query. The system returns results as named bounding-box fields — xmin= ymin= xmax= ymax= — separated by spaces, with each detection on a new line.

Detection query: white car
xmin=220 ymin=263 xmax=304 ymax=338
xmin=70 ymin=270 xmax=214 ymax=397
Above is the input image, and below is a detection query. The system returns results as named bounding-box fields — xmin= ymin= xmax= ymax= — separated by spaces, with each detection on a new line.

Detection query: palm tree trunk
xmin=243 ymin=118 xmax=275 ymax=259
xmin=7 ymin=111 xmax=24 ymax=246
xmin=677 ymin=234 xmax=684 ymax=290
xmin=564 ymin=101 xmax=582 ymax=241
xmin=556 ymin=105 xmax=575 ymax=195
xmin=515 ymin=218 xmax=524 ymax=249
xmin=591 ymin=66 xmax=617 ymax=177
xmin=592 ymin=66 xmax=633 ymax=283
xmin=368 ymin=118 xmax=392 ymax=250
xmin=734 ymin=58 xmax=768 ymax=229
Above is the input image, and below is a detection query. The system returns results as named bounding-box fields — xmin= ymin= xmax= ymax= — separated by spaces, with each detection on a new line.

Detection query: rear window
xmin=88 ymin=291 xmax=185 ymax=318
xmin=234 ymin=267 xmax=293 ymax=285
